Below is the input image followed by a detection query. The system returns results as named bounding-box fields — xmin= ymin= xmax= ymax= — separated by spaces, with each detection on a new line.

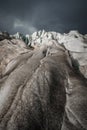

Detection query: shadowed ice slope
xmin=0 ymin=30 xmax=87 ymax=130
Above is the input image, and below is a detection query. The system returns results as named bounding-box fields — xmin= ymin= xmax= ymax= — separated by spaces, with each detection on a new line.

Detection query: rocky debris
xmin=0 ymin=42 xmax=66 ymax=130
xmin=0 ymin=31 xmax=11 ymax=41
xmin=0 ymin=39 xmax=29 ymax=78
xmin=0 ymin=30 xmax=87 ymax=130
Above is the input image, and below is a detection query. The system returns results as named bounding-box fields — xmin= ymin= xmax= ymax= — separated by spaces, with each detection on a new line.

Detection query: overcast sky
xmin=0 ymin=0 xmax=87 ymax=34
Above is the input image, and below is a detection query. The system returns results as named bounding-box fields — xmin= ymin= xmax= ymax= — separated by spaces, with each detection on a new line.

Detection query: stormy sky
xmin=0 ymin=0 xmax=87 ymax=34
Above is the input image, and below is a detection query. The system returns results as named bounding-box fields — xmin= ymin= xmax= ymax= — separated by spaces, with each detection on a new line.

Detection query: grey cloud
xmin=0 ymin=0 xmax=87 ymax=34
xmin=13 ymin=19 xmax=37 ymax=34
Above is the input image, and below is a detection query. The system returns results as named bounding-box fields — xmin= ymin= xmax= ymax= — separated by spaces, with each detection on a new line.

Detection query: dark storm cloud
xmin=0 ymin=0 xmax=87 ymax=34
